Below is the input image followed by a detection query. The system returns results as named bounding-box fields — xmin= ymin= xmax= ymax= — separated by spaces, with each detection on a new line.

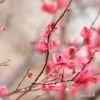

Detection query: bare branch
xmin=0 ymin=0 xmax=5 ymax=3
xmin=0 ymin=60 xmax=10 ymax=66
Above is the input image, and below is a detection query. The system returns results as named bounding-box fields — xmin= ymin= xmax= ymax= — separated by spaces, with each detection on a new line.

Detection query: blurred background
xmin=0 ymin=0 xmax=100 ymax=100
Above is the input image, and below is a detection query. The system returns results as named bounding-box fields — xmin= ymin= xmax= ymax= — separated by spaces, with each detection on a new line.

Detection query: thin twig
xmin=67 ymin=40 xmax=85 ymax=60
xmin=66 ymin=49 xmax=98 ymax=82
xmin=16 ymin=90 xmax=29 ymax=100
xmin=16 ymin=69 xmax=31 ymax=90
xmin=31 ymin=92 xmax=47 ymax=100
xmin=90 ymin=10 xmax=100 ymax=29
xmin=0 ymin=60 xmax=10 ymax=66
xmin=33 ymin=51 xmax=50 ymax=83
xmin=94 ymin=72 xmax=100 ymax=76
xmin=52 ymin=0 xmax=73 ymax=29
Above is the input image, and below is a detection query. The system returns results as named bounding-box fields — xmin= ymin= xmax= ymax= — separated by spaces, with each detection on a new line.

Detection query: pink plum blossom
xmin=0 ymin=86 xmax=8 ymax=96
xmin=27 ymin=70 xmax=33 ymax=78
xmin=40 ymin=23 xmax=58 ymax=38
xmin=41 ymin=3 xmax=57 ymax=14
xmin=80 ymin=26 xmax=92 ymax=39
xmin=40 ymin=82 xmax=67 ymax=91
xmin=73 ymin=69 xmax=98 ymax=87
xmin=0 ymin=26 xmax=6 ymax=31
xmin=62 ymin=46 xmax=76 ymax=58
xmin=69 ymin=87 xmax=78 ymax=96
xmin=51 ymin=38 xmax=60 ymax=49
xmin=57 ymin=0 xmax=66 ymax=9
xmin=46 ymin=60 xmax=54 ymax=74
xmin=36 ymin=38 xmax=50 ymax=54
xmin=52 ymin=52 xmax=67 ymax=69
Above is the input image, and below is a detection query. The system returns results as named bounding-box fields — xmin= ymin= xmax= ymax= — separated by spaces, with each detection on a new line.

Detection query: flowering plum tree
xmin=0 ymin=0 xmax=100 ymax=100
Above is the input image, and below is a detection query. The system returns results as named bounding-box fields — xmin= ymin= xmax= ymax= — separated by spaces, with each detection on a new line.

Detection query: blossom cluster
xmin=40 ymin=82 xmax=67 ymax=91
xmin=41 ymin=0 xmax=67 ymax=14
xmin=36 ymin=25 xmax=100 ymax=92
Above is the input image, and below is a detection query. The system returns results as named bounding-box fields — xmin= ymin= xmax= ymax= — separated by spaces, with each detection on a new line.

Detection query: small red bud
xmin=0 ymin=26 xmax=6 ymax=31
xmin=30 ymin=39 xmax=35 ymax=44
xmin=27 ymin=70 xmax=33 ymax=78
xmin=67 ymin=7 xmax=70 ymax=11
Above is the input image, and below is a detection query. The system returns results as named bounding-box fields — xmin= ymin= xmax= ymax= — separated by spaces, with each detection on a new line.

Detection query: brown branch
xmin=52 ymin=0 xmax=73 ymax=29
xmin=67 ymin=40 xmax=85 ymax=60
xmin=31 ymin=92 xmax=47 ymax=100
xmin=0 ymin=0 xmax=5 ymax=3
xmin=12 ymin=1 xmax=74 ymax=99
xmin=0 ymin=59 xmax=10 ymax=66
xmin=16 ymin=69 xmax=31 ymax=90
xmin=33 ymin=51 xmax=50 ymax=83
xmin=14 ymin=45 xmax=99 ymax=99
xmin=32 ymin=0 xmax=73 ymax=84
xmin=16 ymin=90 xmax=29 ymax=100
xmin=66 ymin=10 xmax=100 ymax=82
xmin=94 ymin=72 xmax=100 ymax=76
xmin=66 ymin=49 xmax=98 ymax=82
xmin=90 ymin=10 xmax=100 ymax=29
